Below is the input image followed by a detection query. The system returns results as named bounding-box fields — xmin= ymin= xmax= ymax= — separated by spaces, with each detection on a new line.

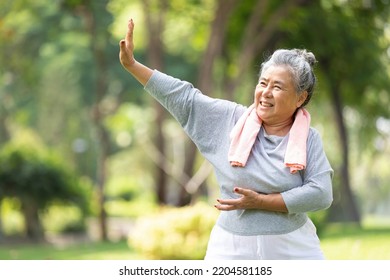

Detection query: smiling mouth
xmin=260 ymin=101 xmax=273 ymax=107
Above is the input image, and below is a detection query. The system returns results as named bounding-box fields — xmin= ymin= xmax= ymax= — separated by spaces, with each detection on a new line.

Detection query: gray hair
xmin=260 ymin=49 xmax=317 ymax=107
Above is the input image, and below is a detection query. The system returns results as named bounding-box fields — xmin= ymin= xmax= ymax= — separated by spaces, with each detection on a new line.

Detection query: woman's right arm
xmin=119 ymin=19 xmax=153 ymax=86
xmin=119 ymin=19 xmax=239 ymax=158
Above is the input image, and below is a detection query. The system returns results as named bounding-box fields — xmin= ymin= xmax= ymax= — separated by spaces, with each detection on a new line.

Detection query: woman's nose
xmin=262 ymin=85 xmax=272 ymax=98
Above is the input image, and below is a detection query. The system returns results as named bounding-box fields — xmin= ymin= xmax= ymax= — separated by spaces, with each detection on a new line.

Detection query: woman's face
xmin=254 ymin=65 xmax=307 ymax=126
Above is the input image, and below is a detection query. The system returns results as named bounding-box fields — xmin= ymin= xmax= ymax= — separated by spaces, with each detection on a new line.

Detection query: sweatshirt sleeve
xmin=144 ymin=70 xmax=238 ymax=155
xmin=281 ymin=129 xmax=334 ymax=213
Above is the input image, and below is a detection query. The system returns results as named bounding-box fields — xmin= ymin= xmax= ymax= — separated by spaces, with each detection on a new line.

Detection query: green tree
xmin=0 ymin=0 xmax=130 ymax=241
xmin=0 ymin=0 xmax=63 ymax=240
xmin=0 ymin=143 xmax=88 ymax=240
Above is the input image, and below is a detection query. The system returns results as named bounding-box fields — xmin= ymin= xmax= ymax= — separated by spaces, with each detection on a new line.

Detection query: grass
xmin=0 ymin=240 xmax=139 ymax=260
xmin=1 ymin=219 xmax=390 ymax=260
xmin=321 ymin=222 xmax=390 ymax=260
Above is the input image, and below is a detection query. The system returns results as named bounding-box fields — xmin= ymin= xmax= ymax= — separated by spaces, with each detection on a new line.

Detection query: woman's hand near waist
xmin=215 ymin=187 xmax=288 ymax=213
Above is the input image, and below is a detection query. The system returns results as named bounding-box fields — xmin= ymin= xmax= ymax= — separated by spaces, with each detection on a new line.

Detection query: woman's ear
xmin=297 ymin=91 xmax=308 ymax=107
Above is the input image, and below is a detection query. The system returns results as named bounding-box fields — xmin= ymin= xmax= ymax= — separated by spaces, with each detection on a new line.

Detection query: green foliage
xmin=0 ymin=197 xmax=25 ymax=236
xmin=42 ymin=204 xmax=86 ymax=234
xmin=0 ymin=143 xmax=88 ymax=210
xmin=352 ymin=150 xmax=390 ymax=215
xmin=281 ymin=0 xmax=390 ymax=148
xmin=103 ymin=103 xmax=161 ymax=218
xmin=104 ymin=199 xmax=158 ymax=219
xmin=0 ymin=140 xmax=93 ymax=239
xmin=128 ymin=202 xmax=218 ymax=259
xmin=104 ymin=174 xmax=158 ymax=219
xmin=308 ymin=210 xmax=329 ymax=237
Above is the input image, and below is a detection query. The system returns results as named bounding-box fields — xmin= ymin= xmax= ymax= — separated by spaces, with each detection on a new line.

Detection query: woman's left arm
xmin=215 ymin=129 xmax=333 ymax=213
xmin=280 ymin=130 xmax=333 ymax=213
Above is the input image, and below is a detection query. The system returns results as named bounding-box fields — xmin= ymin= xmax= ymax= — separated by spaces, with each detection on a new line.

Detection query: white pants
xmin=204 ymin=219 xmax=325 ymax=260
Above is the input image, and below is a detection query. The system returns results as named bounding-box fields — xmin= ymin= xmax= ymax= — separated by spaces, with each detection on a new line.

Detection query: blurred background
xmin=0 ymin=0 xmax=389 ymax=260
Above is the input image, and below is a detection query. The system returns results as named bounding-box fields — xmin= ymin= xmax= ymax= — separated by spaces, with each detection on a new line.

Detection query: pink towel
xmin=228 ymin=105 xmax=311 ymax=174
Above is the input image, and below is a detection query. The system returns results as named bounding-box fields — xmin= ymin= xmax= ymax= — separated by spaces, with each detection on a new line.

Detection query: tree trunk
xmin=21 ymin=198 xmax=44 ymax=241
xmin=80 ymin=4 xmax=111 ymax=241
xmin=320 ymin=57 xmax=360 ymax=224
xmin=93 ymin=111 xmax=110 ymax=241
xmin=197 ymin=0 xmax=239 ymax=94
xmin=92 ymin=36 xmax=110 ymax=241
xmin=143 ymin=0 xmax=169 ymax=205
xmin=327 ymin=80 xmax=361 ymax=224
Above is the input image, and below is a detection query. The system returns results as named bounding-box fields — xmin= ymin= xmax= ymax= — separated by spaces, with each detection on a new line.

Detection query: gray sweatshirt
xmin=145 ymin=70 xmax=333 ymax=235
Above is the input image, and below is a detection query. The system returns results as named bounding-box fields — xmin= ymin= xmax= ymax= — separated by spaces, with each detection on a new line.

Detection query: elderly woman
xmin=119 ymin=19 xmax=333 ymax=260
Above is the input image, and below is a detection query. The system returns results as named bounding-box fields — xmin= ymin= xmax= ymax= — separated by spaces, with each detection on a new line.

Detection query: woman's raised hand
xmin=119 ymin=19 xmax=136 ymax=70
xmin=118 ymin=19 xmax=152 ymax=85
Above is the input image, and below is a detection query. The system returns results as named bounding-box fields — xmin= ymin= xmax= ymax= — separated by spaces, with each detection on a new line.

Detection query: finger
xmin=214 ymin=203 xmax=236 ymax=211
xmin=126 ymin=18 xmax=134 ymax=44
xmin=217 ymin=198 xmax=239 ymax=206
xmin=233 ymin=187 xmax=257 ymax=196
xmin=233 ymin=187 xmax=252 ymax=196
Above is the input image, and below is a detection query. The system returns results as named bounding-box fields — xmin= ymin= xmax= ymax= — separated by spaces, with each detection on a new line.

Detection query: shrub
xmin=128 ymin=202 xmax=218 ymax=259
xmin=0 ymin=143 xmax=90 ymax=240
xmin=41 ymin=204 xmax=86 ymax=234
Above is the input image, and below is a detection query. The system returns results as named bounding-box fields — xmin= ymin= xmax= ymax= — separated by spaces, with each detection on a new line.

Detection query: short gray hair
xmin=260 ymin=49 xmax=317 ymax=107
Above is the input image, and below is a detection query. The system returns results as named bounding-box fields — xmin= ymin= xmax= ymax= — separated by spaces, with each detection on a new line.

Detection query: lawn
xmin=1 ymin=222 xmax=389 ymax=260
xmin=321 ymin=224 xmax=390 ymax=260
xmin=0 ymin=240 xmax=139 ymax=260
